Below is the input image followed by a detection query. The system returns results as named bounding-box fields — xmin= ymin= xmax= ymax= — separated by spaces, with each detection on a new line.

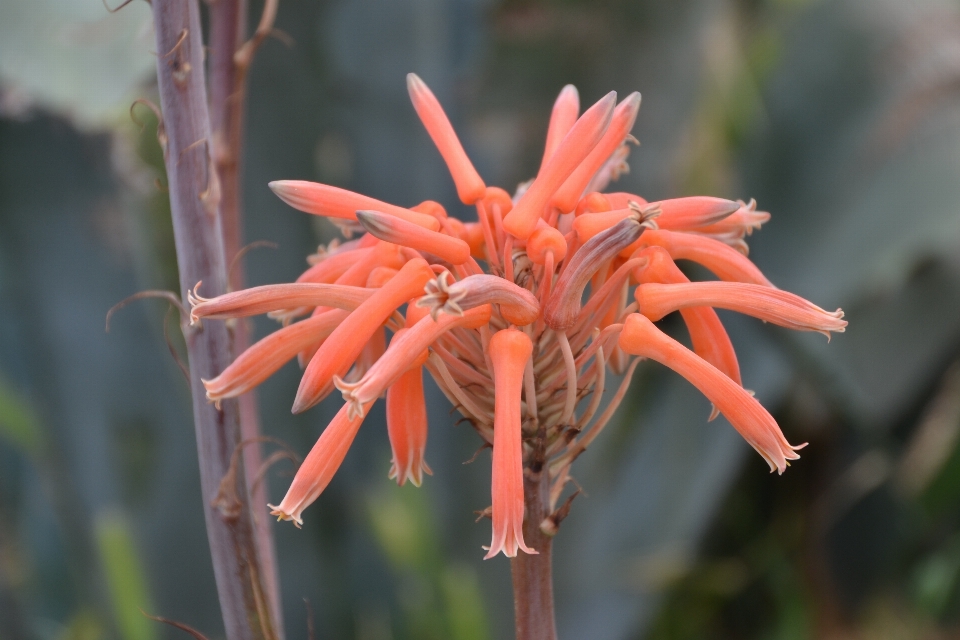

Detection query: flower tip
xmin=268 ymin=504 xmax=303 ymax=528
xmin=290 ymin=394 xmax=312 ymax=415
xmin=267 ymin=180 xmax=294 ymax=197
xmin=406 ymin=72 xmax=425 ymax=93
xmin=333 ymin=375 xmax=364 ymax=419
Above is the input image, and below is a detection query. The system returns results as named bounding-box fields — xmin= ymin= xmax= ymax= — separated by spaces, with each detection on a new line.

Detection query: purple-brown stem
xmin=511 ymin=469 xmax=558 ymax=640
xmin=207 ymin=0 xmax=284 ymax=628
xmin=151 ymin=1 xmax=278 ymax=638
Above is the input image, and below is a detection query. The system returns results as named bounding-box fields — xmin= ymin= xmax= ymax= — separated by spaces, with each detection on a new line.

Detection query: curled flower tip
xmin=619 ymin=313 xmax=804 ymax=474
xmin=418 ymin=271 xmax=465 ymax=321
xmin=504 ymin=91 xmax=617 ymax=239
xmin=425 ymin=274 xmax=540 ymax=326
xmin=268 ymin=180 xmax=440 ymax=231
xmin=268 ymin=504 xmax=303 ymax=528
xmin=407 ymin=73 xmax=486 ymax=204
xmin=552 ymin=91 xmax=642 ymax=214
xmin=187 ymin=281 xmax=207 ymax=324
xmin=356 ymin=209 xmax=471 ymax=266
xmin=544 ymin=216 xmax=644 ymax=331
xmin=634 ymin=281 xmax=847 ymax=337
xmin=333 ymin=376 xmax=365 ymax=420
xmin=632 ymin=200 xmax=662 ymax=227
xmin=486 ymin=328 xmax=537 ymax=559
xmin=737 ymin=199 xmax=770 ymax=234
xmin=540 ymin=84 xmax=580 ymax=174
xmin=694 ymin=198 xmax=771 ymax=239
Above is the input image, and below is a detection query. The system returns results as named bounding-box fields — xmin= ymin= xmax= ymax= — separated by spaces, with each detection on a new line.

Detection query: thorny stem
xmin=511 ymin=466 xmax=557 ymax=640
xmin=150 ymin=1 xmax=278 ymax=638
xmin=207 ymin=0 xmax=283 ymax=628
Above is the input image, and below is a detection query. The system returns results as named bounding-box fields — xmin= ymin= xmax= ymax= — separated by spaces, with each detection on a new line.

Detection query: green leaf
xmin=95 ymin=511 xmax=157 ymax=640
xmin=0 ymin=377 xmax=42 ymax=456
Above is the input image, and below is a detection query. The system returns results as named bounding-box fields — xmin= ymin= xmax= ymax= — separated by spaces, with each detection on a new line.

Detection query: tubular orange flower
xmin=407 ymin=73 xmax=486 ymax=204
xmin=540 ymin=84 xmax=580 ymax=173
xmin=618 ymin=313 xmax=804 ymax=473
xmin=293 ymin=258 xmax=435 ymax=413
xmin=504 ymin=92 xmax=617 ymax=239
xmin=269 ymin=180 xmax=440 ymax=231
xmin=625 ymin=228 xmax=774 ymax=286
xmin=269 ymin=400 xmax=372 ymax=527
xmin=634 ymin=281 xmax=847 ymax=336
xmin=551 ymin=92 xmax=642 ymax=214
xmin=486 ymin=328 xmax=537 ymax=559
xmin=196 ymin=77 xmax=845 ymax=561
xmin=633 ymin=246 xmax=741 ymax=387
xmin=386 ymin=364 xmax=431 ymax=487
xmin=355 ymin=209 xmax=472 ymax=266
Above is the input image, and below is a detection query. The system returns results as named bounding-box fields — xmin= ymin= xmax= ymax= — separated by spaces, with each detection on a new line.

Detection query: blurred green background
xmin=1 ymin=0 xmax=959 ymax=638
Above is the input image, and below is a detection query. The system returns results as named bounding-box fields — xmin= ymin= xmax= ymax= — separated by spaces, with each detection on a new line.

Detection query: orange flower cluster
xmin=189 ymin=75 xmax=845 ymax=558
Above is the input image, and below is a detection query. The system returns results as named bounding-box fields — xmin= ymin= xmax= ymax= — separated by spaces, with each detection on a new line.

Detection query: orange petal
xmin=539 ymin=84 xmax=580 ymax=174
xmin=574 ymin=191 xmax=613 ymax=216
xmin=269 ymin=180 xmax=440 ymax=231
xmin=297 ymin=247 xmax=372 ymax=284
xmin=655 ymin=196 xmax=740 ymax=231
xmin=202 ymin=308 xmax=350 ymax=403
xmin=624 ymin=228 xmax=774 ymax=286
xmin=366 ymin=266 xmax=399 ymax=288
xmin=273 ymin=243 xmax=404 ymax=325
xmin=337 ymin=305 xmax=492 ymax=417
xmin=573 ymin=207 xmax=634 ymax=244
xmin=504 ymin=92 xmax=617 ymax=239
xmin=189 ymin=283 xmax=374 ymax=322
xmin=526 ymin=219 xmax=568 ymax=266
xmin=356 ymin=209 xmax=471 ymax=265
xmin=618 ymin=313 xmax=803 ymax=473
xmin=407 ymin=73 xmax=486 ymax=204
xmin=634 ymin=247 xmax=741 ymax=387
xmin=551 ymin=92 xmax=641 ymax=213
xmin=387 ymin=365 xmax=431 ymax=486
xmin=485 ymin=328 xmax=537 ymax=559
xmin=602 ymin=192 xmax=648 ymax=209
xmin=269 ymin=400 xmax=372 ymax=526
xmin=412 ymin=200 xmax=447 ymax=219
xmin=292 ymin=258 xmax=435 ymax=413
xmin=634 ymin=281 xmax=847 ymax=336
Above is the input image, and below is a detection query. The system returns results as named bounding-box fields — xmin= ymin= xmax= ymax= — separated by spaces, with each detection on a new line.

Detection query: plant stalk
xmin=207 ymin=0 xmax=284 ymax=630
xmin=150 ymin=1 xmax=278 ymax=638
xmin=510 ymin=470 xmax=558 ymax=640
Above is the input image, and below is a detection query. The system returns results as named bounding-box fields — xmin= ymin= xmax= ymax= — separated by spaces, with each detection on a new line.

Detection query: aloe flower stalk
xmin=191 ymin=74 xmax=846 ymax=639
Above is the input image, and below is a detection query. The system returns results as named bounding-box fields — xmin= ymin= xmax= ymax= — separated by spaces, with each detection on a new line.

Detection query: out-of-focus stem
xmin=150 ymin=1 xmax=277 ymax=638
xmin=510 ymin=469 xmax=557 ymax=640
xmin=207 ymin=0 xmax=283 ymax=629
